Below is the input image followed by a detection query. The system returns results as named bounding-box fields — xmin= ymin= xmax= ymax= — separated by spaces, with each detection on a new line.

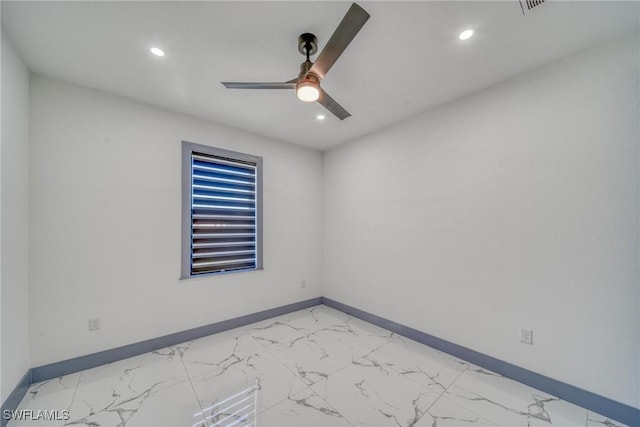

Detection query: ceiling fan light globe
xmin=296 ymin=81 xmax=320 ymax=102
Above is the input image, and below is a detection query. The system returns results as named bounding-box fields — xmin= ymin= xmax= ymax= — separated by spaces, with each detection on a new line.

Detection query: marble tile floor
xmin=8 ymin=305 xmax=629 ymax=427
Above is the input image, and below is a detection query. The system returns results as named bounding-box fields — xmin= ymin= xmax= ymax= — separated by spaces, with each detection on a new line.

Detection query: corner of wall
xmin=1 ymin=29 xmax=31 ymax=404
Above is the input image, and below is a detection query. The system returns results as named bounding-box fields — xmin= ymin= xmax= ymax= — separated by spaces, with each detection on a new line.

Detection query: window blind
xmin=190 ymin=152 xmax=258 ymax=275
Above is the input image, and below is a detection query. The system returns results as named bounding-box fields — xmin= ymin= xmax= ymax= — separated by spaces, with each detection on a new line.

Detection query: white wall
xmin=29 ymin=75 xmax=323 ymax=367
xmin=1 ymin=32 xmax=30 ymax=402
xmin=323 ymin=35 xmax=639 ymax=407
xmin=11 ymin=26 xmax=640 ymax=411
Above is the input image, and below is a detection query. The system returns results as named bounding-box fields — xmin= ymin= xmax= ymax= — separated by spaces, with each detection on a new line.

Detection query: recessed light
xmin=459 ymin=29 xmax=474 ymax=41
xmin=150 ymin=47 xmax=165 ymax=57
xmin=316 ymin=114 xmax=326 ymax=120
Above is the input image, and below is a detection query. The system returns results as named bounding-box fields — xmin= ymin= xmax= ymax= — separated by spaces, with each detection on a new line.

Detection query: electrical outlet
xmin=300 ymin=280 xmax=306 ymax=288
xmin=520 ymin=328 xmax=533 ymax=345
xmin=89 ymin=317 xmax=101 ymax=331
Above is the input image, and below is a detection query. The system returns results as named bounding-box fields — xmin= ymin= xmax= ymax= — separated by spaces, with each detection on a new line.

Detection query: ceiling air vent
xmin=519 ymin=0 xmax=545 ymax=15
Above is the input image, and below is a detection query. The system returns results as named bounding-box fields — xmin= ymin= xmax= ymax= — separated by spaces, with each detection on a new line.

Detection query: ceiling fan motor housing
xmin=297 ymin=70 xmax=320 ymax=86
xmin=298 ymin=33 xmax=318 ymax=57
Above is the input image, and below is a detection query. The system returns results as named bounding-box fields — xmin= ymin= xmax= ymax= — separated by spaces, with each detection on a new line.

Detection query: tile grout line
xmin=63 ymin=372 xmax=83 ymax=426
xmin=348 ymin=333 xmax=479 ymax=426
xmin=412 ymin=359 xmax=472 ymax=425
xmin=396 ymin=352 xmax=560 ymax=427
xmin=194 ymin=330 xmax=279 ymax=418
xmin=244 ymin=307 xmax=334 ymax=417
xmin=250 ymin=309 xmax=366 ymax=426
xmin=302 ymin=322 xmax=418 ymax=427
xmin=245 ymin=321 xmax=294 ymax=417
xmin=177 ymin=347 xmax=207 ymax=427
xmin=181 ymin=307 xmax=339 ymax=420
xmin=252 ymin=345 xmax=310 ymax=417
xmin=252 ymin=309 xmax=322 ymax=389
xmin=253 ymin=306 xmax=360 ymax=387
xmin=306 ymin=380 xmax=358 ymax=427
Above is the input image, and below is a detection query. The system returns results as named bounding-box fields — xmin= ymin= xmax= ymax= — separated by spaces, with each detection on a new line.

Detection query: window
xmin=182 ymin=141 xmax=262 ymax=278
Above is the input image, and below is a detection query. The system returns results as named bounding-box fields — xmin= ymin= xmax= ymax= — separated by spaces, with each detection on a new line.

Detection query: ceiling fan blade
xmin=222 ymin=82 xmax=295 ymax=89
xmin=318 ymin=89 xmax=351 ymax=120
xmin=309 ymin=3 xmax=370 ymax=79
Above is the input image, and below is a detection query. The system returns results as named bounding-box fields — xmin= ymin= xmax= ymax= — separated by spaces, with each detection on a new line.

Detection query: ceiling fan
xmin=221 ymin=3 xmax=370 ymax=120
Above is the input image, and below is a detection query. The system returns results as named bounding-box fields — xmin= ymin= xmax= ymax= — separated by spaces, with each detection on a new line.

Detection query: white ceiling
xmin=2 ymin=1 xmax=638 ymax=150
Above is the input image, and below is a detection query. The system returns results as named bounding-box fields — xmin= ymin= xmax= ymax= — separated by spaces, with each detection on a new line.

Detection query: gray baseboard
xmin=3 ymin=296 xmax=638 ymax=427
xmin=1 ymin=297 xmax=322 ymax=421
xmin=1 ymin=369 xmax=32 ymax=427
xmin=321 ymin=297 xmax=639 ymax=427
xmin=32 ymin=297 xmax=322 ymax=382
